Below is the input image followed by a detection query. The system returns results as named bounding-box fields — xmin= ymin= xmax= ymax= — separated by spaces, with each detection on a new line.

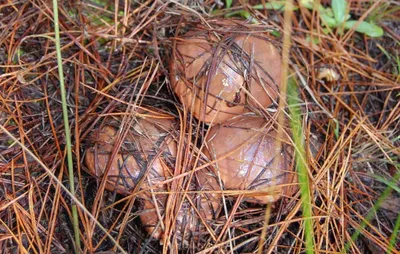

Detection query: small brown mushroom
xmin=84 ymin=113 xmax=176 ymax=196
xmin=137 ymin=167 xmax=221 ymax=241
xmin=85 ymin=111 xmax=221 ymax=241
xmin=205 ymin=116 xmax=297 ymax=204
xmin=170 ymin=20 xmax=282 ymax=124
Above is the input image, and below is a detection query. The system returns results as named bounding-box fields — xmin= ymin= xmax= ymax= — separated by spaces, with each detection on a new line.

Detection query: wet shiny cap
xmin=170 ymin=20 xmax=282 ymax=124
xmin=205 ymin=116 xmax=297 ymax=204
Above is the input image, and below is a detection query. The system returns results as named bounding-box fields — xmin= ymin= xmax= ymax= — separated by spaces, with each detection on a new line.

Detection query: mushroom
xmin=84 ymin=111 xmax=221 ymax=240
xmin=205 ymin=115 xmax=297 ymax=204
xmin=170 ymin=19 xmax=282 ymax=124
xmin=84 ymin=112 xmax=176 ymax=196
xmin=137 ymin=166 xmax=221 ymax=241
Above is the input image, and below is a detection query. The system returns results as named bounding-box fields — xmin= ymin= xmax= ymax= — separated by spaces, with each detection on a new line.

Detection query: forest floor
xmin=0 ymin=0 xmax=399 ymax=253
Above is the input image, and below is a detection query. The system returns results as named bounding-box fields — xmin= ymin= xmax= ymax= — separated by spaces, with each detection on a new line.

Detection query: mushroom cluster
xmin=170 ymin=19 xmax=297 ymax=204
xmin=84 ymin=18 xmax=297 ymax=244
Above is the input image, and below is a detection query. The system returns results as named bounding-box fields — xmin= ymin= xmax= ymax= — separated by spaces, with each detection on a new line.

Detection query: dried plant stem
xmin=51 ymin=0 xmax=80 ymax=251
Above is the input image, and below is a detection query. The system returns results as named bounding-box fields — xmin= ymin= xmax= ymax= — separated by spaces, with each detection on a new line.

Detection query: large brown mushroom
xmin=205 ymin=115 xmax=297 ymax=204
xmin=84 ymin=111 xmax=221 ymax=240
xmin=170 ymin=19 xmax=282 ymax=124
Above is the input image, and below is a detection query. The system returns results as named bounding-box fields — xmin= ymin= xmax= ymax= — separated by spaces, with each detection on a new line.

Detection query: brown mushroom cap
xmin=84 ymin=112 xmax=221 ymax=240
xmin=84 ymin=113 xmax=177 ymax=195
xmin=170 ymin=20 xmax=282 ymax=124
xmin=205 ymin=116 xmax=297 ymax=204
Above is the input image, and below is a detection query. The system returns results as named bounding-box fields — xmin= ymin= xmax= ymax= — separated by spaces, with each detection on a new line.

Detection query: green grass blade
xmin=373 ymin=175 xmax=400 ymax=194
xmin=225 ymin=0 xmax=232 ymax=9
xmin=388 ymin=211 xmax=400 ymax=254
xmin=252 ymin=1 xmax=299 ymax=11
xmin=287 ymin=76 xmax=315 ymax=254
xmin=51 ymin=0 xmax=81 ymax=251
xmin=320 ymin=12 xmax=338 ymax=27
xmin=345 ymin=163 xmax=400 ymax=252
xmin=332 ymin=0 xmax=347 ymax=24
xmin=225 ymin=10 xmax=252 ymax=19
xmin=300 ymin=0 xmax=326 ymax=12
xmin=344 ymin=20 xmax=384 ymax=37
xmin=372 ymin=169 xmax=400 ymax=253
